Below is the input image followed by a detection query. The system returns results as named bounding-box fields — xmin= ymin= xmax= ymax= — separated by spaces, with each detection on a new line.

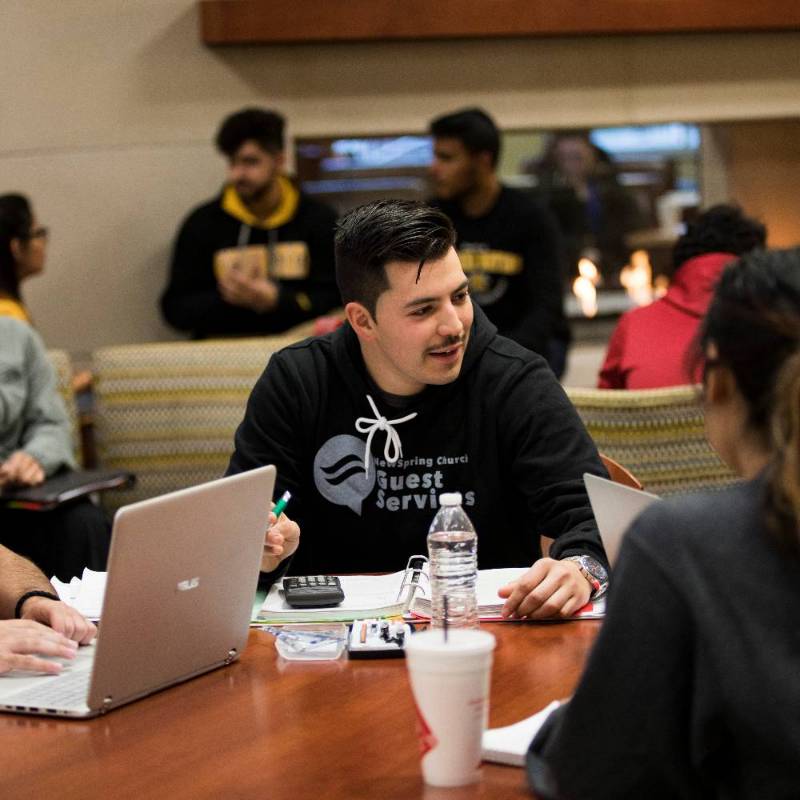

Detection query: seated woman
xmin=598 ymin=204 xmax=766 ymax=389
xmin=529 ymin=248 xmax=800 ymax=798
xmin=0 ymin=317 xmax=110 ymax=581
xmin=0 ymin=194 xmax=46 ymax=322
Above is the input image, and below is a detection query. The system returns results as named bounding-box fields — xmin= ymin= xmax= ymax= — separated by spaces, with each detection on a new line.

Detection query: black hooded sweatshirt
xmin=227 ymin=305 xmax=607 ymax=576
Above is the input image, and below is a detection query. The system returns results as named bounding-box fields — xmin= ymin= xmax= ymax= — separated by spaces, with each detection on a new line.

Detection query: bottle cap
xmin=439 ymin=492 xmax=463 ymax=506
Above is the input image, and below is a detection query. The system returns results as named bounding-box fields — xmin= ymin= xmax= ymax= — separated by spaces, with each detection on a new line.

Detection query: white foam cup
xmin=404 ymin=628 xmax=496 ymax=787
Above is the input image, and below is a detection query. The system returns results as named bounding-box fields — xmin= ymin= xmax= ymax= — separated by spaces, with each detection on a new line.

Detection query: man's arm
xmin=226 ymin=352 xmax=309 ymax=576
xmin=510 ymin=202 xmax=568 ymax=356
xmin=161 ymin=209 xmax=229 ymax=335
xmin=497 ymin=358 xmax=609 ymax=619
xmin=0 ymin=544 xmax=95 ymax=650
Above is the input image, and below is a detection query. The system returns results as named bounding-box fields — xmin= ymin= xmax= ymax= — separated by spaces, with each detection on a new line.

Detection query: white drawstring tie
xmin=355 ymin=394 xmax=418 ymax=479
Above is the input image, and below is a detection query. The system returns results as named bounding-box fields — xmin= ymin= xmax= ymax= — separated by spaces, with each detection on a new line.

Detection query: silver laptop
xmin=584 ymin=472 xmax=660 ymax=567
xmin=0 ymin=465 xmax=276 ymax=718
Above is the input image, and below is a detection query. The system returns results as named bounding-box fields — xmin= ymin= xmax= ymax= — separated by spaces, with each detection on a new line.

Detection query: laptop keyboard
xmin=5 ymin=668 xmax=91 ymax=710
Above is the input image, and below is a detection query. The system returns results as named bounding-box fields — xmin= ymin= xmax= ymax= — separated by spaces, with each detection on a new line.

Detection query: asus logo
xmin=177 ymin=577 xmax=200 ymax=592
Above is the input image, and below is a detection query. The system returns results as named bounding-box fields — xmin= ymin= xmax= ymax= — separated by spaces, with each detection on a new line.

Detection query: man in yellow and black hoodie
xmin=428 ymin=108 xmax=571 ymax=377
xmin=161 ymin=108 xmax=339 ymax=338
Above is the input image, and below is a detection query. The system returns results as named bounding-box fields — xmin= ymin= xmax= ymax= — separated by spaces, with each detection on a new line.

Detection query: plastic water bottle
xmin=427 ymin=492 xmax=478 ymax=630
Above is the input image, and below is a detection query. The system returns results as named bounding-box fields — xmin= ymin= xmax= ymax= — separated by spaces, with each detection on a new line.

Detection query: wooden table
xmin=1 ymin=621 xmax=600 ymax=800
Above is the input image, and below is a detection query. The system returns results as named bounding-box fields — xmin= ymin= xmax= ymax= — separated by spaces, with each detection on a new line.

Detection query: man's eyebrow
xmin=403 ymin=280 xmax=469 ymax=309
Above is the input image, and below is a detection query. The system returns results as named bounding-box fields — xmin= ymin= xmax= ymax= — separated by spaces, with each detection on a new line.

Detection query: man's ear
xmin=345 ymin=301 xmax=377 ymax=342
xmin=477 ymin=150 xmax=494 ymax=174
xmin=275 ymin=150 xmax=287 ymax=172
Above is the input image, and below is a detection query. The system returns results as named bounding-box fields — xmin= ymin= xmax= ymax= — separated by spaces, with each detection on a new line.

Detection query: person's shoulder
xmin=268 ymin=328 xmax=339 ymax=376
xmin=0 ymin=314 xmax=37 ymax=342
xmin=295 ymin=192 xmax=338 ymax=225
xmin=471 ymin=329 xmax=554 ymax=386
xmin=179 ymin=194 xmax=225 ymax=228
xmin=628 ymin=480 xmax=757 ymax=559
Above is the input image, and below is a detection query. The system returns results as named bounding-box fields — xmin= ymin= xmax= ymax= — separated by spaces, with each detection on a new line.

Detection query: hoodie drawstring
xmin=355 ymin=395 xmax=418 ymax=479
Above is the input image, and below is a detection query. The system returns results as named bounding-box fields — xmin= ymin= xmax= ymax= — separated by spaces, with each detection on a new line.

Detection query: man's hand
xmin=0 ymin=451 xmax=45 ymax=488
xmin=498 ymin=558 xmax=591 ymax=620
xmin=0 ymin=619 xmax=79 ymax=675
xmin=261 ymin=511 xmax=300 ymax=573
xmin=217 ymin=269 xmax=279 ymax=313
xmin=20 ymin=597 xmax=96 ymax=646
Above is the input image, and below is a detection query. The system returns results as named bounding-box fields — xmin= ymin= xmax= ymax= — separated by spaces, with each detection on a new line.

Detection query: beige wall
xmin=3 ymin=1 xmax=800 ymax=354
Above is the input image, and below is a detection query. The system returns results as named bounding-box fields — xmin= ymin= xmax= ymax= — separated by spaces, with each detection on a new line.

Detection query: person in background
xmin=0 ymin=194 xmax=47 ymax=323
xmin=528 ymin=248 xmax=800 ymax=798
xmin=0 ymin=317 xmax=111 ymax=581
xmin=427 ymin=108 xmax=571 ymax=378
xmin=0 ymin=543 xmax=95 ymax=675
xmin=533 ymin=131 xmax=644 ymax=285
xmin=598 ymin=204 xmax=766 ymax=389
xmin=161 ymin=107 xmax=339 ymax=339
xmin=227 ymin=200 xmax=609 ymax=621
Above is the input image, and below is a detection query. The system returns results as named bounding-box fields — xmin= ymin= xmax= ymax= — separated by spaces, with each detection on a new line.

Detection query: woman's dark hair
xmin=672 ymin=204 xmax=766 ymax=273
xmin=697 ymin=247 xmax=800 ymax=552
xmin=334 ymin=200 xmax=455 ymax=319
xmin=0 ymin=193 xmax=33 ymax=300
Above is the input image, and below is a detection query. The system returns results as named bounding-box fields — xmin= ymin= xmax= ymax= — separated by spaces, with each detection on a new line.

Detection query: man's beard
xmin=236 ymin=180 xmax=271 ymax=206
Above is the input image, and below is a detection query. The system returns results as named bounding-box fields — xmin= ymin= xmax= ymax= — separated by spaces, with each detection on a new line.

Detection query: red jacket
xmin=597 ymin=252 xmax=736 ymax=389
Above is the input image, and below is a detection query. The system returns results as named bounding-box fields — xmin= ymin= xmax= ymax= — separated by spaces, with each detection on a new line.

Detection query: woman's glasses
xmin=25 ymin=226 xmax=49 ymax=241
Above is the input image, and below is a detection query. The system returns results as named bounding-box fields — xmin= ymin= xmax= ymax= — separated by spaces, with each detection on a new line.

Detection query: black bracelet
xmin=14 ymin=590 xmax=60 ymax=619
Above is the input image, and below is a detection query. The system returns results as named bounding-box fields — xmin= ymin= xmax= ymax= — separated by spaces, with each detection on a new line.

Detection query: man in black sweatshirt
xmin=161 ymin=108 xmax=339 ymax=338
xmin=428 ymin=108 xmax=571 ymax=377
xmin=228 ymin=200 xmax=608 ymax=620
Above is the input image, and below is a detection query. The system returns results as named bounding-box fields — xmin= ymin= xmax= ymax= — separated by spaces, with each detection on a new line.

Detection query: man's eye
xmin=411 ymin=306 xmax=432 ymax=317
xmin=453 ymin=290 xmax=470 ymax=303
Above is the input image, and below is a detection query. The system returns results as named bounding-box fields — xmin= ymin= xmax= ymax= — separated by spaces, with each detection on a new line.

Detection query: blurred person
xmin=428 ymin=108 xmax=571 ymax=378
xmin=0 ymin=317 xmax=111 ymax=581
xmin=598 ymin=204 xmax=766 ymax=389
xmin=534 ymin=131 xmax=645 ymax=284
xmin=0 ymin=193 xmax=47 ymax=323
xmin=0 ymin=542 xmax=95 ymax=675
xmin=528 ymin=248 xmax=800 ymax=799
xmin=161 ymin=107 xmax=339 ymax=339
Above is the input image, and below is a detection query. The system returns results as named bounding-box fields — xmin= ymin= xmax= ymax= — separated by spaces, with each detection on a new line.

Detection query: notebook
xmin=583 ymin=472 xmax=660 ymax=567
xmin=0 ymin=465 xmax=276 ymax=718
xmin=482 ymin=701 xmax=562 ymax=766
xmin=0 ymin=468 xmax=135 ymax=510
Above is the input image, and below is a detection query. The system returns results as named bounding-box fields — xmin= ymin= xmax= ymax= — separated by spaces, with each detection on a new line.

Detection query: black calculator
xmin=283 ymin=576 xmax=345 ymax=608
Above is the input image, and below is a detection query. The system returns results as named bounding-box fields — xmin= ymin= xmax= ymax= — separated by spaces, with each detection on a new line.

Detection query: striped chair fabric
xmin=565 ymin=385 xmax=738 ymax=497
xmin=92 ymin=331 xmax=308 ymax=511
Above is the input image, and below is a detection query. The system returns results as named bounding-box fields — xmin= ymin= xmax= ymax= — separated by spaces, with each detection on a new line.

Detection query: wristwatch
xmin=563 ymin=555 xmax=609 ymax=599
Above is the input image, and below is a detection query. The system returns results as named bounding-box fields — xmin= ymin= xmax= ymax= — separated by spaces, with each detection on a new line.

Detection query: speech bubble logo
xmin=313 ymin=434 xmax=375 ymax=515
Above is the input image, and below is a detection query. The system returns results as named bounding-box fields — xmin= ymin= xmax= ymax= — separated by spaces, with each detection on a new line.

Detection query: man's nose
xmin=437 ymin=303 xmax=464 ymax=338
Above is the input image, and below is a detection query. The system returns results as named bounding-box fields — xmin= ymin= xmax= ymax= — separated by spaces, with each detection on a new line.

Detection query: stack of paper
xmin=258 ymin=567 xmax=606 ymax=624
xmin=50 ymin=568 xmax=107 ymax=620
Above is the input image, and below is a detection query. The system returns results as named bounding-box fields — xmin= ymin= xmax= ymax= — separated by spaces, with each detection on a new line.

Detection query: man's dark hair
xmin=335 ymin=200 xmax=456 ymax=319
xmin=215 ymin=108 xmax=285 ymax=157
xmin=429 ymin=108 xmax=501 ymax=167
xmin=672 ymin=204 xmax=766 ymax=273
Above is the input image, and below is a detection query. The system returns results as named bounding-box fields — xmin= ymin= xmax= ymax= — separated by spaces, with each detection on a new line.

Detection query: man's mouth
xmin=427 ymin=341 xmax=464 ymax=361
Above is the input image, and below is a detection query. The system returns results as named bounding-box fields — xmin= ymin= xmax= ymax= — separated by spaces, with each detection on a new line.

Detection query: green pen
xmin=272 ymin=490 xmax=292 ymax=519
